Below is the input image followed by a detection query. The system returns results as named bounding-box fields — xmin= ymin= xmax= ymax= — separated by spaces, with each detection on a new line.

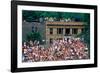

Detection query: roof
xmin=46 ymin=21 xmax=85 ymax=26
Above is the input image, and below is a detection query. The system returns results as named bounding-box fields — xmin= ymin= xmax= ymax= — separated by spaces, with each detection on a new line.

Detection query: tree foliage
xmin=22 ymin=10 xmax=90 ymax=22
xmin=26 ymin=32 xmax=42 ymax=42
xmin=77 ymin=14 xmax=90 ymax=47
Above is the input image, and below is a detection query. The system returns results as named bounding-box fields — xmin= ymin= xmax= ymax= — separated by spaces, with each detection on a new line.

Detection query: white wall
xmin=0 ymin=0 xmax=99 ymax=73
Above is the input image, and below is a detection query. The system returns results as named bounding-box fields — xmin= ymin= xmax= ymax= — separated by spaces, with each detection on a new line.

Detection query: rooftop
xmin=46 ymin=21 xmax=85 ymax=26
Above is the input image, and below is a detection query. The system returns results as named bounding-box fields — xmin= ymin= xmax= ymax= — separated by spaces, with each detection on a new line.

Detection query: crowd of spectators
xmin=22 ymin=38 xmax=89 ymax=62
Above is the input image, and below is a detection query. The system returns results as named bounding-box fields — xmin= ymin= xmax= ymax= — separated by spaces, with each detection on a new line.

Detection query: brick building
xmin=45 ymin=21 xmax=86 ymax=44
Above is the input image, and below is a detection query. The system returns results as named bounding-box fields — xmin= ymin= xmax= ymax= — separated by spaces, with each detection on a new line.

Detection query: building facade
xmin=22 ymin=21 xmax=46 ymax=41
xmin=45 ymin=21 xmax=86 ymax=45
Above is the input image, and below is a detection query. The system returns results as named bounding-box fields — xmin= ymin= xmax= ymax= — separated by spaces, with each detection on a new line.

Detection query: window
xmin=50 ymin=28 xmax=53 ymax=34
xmin=32 ymin=26 xmax=37 ymax=32
xmin=57 ymin=28 xmax=63 ymax=34
xmin=35 ymin=27 xmax=37 ymax=32
xmin=72 ymin=28 xmax=78 ymax=34
xmin=50 ymin=38 xmax=53 ymax=44
xmin=32 ymin=26 xmax=34 ymax=32
xmin=58 ymin=38 xmax=63 ymax=40
xmin=82 ymin=28 xmax=84 ymax=33
xmin=65 ymin=28 xmax=70 ymax=35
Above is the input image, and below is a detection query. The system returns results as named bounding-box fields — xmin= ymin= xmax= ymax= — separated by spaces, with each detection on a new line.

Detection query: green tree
xmin=77 ymin=14 xmax=90 ymax=46
xmin=26 ymin=32 xmax=42 ymax=42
